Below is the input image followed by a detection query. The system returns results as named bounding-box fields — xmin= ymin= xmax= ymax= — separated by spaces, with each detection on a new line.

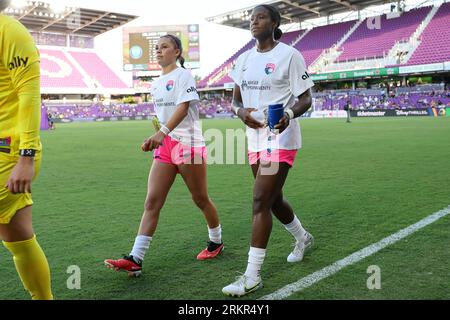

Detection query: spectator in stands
xmin=223 ymin=4 xmax=314 ymax=297
xmin=105 ymin=34 xmax=224 ymax=277
xmin=0 ymin=1 xmax=53 ymax=300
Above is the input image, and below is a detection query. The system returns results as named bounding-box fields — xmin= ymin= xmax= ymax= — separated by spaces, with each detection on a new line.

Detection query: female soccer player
xmin=222 ymin=4 xmax=315 ymax=297
xmin=105 ymin=34 xmax=223 ymax=276
xmin=0 ymin=0 xmax=53 ymax=300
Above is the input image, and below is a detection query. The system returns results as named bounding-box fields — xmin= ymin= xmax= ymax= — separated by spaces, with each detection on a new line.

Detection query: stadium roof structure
xmin=3 ymin=1 xmax=138 ymax=36
xmin=207 ymin=0 xmax=398 ymax=29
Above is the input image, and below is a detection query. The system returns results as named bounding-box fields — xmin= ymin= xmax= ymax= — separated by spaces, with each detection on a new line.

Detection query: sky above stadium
xmin=39 ymin=0 xmax=266 ymax=82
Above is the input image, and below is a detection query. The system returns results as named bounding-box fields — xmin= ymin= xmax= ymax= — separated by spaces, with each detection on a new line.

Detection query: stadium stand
xmin=279 ymin=30 xmax=304 ymax=45
xmin=337 ymin=6 xmax=432 ymax=62
xmin=200 ymin=2 xmax=449 ymax=90
xmin=198 ymin=96 xmax=233 ymax=117
xmin=407 ymin=2 xmax=450 ymax=65
xmin=68 ymin=51 xmax=129 ymax=89
xmin=43 ymin=86 xmax=449 ymax=121
xmin=4 ymin=0 xmax=446 ymax=123
xmin=40 ymin=48 xmax=87 ymax=88
xmin=295 ymin=20 xmax=357 ymax=66
xmin=45 ymin=103 xmax=155 ymax=120
xmin=199 ymin=21 xmax=357 ymax=87
xmin=314 ymin=87 xmax=449 ymax=111
xmin=198 ymin=39 xmax=256 ymax=88
xmin=40 ymin=48 xmax=129 ymax=91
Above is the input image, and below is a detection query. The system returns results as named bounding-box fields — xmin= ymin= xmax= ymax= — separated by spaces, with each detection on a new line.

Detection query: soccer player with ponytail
xmin=222 ymin=4 xmax=315 ymax=297
xmin=105 ymin=35 xmax=224 ymax=277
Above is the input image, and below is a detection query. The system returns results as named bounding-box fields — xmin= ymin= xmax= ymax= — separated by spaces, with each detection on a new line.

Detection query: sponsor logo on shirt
xmin=301 ymin=71 xmax=310 ymax=80
xmin=186 ymin=86 xmax=197 ymax=94
xmin=265 ymin=63 xmax=276 ymax=75
xmin=241 ymin=80 xmax=271 ymax=92
xmin=0 ymin=137 xmax=11 ymax=147
xmin=0 ymin=137 xmax=11 ymax=154
xmin=166 ymin=80 xmax=174 ymax=91
xmin=8 ymin=56 xmax=29 ymax=71
xmin=154 ymin=98 xmax=176 ymax=107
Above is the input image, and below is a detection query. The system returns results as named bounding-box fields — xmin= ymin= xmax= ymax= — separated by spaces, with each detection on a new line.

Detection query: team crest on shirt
xmin=166 ymin=80 xmax=174 ymax=91
xmin=265 ymin=63 xmax=276 ymax=75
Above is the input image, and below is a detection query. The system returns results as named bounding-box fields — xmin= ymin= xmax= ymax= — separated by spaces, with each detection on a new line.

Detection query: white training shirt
xmin=151 ymin=67 xmax=204 ymax=147
xmin=229 ymin=42 xmax=314 ymax=152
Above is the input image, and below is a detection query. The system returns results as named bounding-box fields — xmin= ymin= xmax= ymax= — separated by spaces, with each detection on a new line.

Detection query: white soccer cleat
xmin=222 ymin=274 xmax=263 ymax=297
xmin=287 ymin=231 xmax=314 ymax=263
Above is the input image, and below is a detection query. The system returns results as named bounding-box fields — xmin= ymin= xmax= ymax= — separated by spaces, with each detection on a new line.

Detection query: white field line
xmin=260 ymin=205 xmax=450 ymax=300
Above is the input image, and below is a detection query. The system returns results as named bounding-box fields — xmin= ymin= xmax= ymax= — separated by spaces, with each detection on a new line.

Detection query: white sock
xmin=284 ymin=215 xmax=306 ymax=242
xmin=244 ymin=247 xmax=266 ymax=280
xmin=130 ymin=235 xmax=152 ymax=263
xmin=208 ymin=224 xmax=222 ymax=244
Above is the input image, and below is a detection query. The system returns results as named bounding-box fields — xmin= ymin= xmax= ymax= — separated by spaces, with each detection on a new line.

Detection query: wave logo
xmin=166 ymin=80 xmax=174 ymax=91
xmin=265 ymin=63 xmax=276 ymax=75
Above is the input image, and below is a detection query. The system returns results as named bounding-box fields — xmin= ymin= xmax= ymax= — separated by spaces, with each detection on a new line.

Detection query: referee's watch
xmin=19 ymin=149 xmax=36 ymax=157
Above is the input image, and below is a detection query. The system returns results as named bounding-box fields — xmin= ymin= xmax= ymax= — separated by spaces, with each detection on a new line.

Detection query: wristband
xmin=19 ymin=149 xmax=36 ymax=157
xmin=232 ymin=106 xmax=242 ymax=115
xmin=285 ymin=108 xmax=295 ymax=120
xmin=159 ymin=124 xmax=171 ymax=135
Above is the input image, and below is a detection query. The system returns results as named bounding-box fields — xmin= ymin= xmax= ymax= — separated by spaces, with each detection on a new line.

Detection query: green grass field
xmin=0 ymin=117 xmax=449 ymax=300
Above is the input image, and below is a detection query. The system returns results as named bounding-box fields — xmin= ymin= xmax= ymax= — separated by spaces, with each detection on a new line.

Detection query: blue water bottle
xmin=268 ymin=104 xmax=284 ymax=132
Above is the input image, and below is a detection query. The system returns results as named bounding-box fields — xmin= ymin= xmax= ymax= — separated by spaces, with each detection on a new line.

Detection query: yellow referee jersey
xmin=0 ymin=14 xmax=41 ymax=158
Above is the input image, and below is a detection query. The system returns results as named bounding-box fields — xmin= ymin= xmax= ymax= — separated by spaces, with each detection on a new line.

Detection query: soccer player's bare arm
xmin=164 ymin=101 xmax=190 ymax=132
xmin=291 ymin=89 xmax=313 ymax=118
xmin=274 ymin=89 xmax=312 ymax=132
xmin=231 ymin=84 xmax=244 ymax=114
xmin=142 ymin=101 xmax=191 ymax=152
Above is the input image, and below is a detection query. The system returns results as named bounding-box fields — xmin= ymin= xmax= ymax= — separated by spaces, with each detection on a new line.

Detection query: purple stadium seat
xmin=337 ymin=7 xmax=431 ymax=62
xmin=69 ymin=51 xmax=129 ymax=88
xmin=40 ymin=48 xmax=87 ymax=88
xmin=406 ymin=3 xmax=450 ymax=65
xmin=295 ymin=20 xmax=356 ymax=66
xmin=39 ymin=47 xmax=129 ymax=90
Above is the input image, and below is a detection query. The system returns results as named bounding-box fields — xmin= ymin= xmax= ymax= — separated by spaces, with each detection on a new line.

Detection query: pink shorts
xmin=248 ymin=149 xmax=298 ymax=167
xmin=153 ymin=135 xmax=207 ymax=166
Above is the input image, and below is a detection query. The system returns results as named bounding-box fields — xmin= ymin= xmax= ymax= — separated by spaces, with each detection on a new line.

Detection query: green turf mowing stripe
xmin=260 ymin=205 xmax=450 ymax=300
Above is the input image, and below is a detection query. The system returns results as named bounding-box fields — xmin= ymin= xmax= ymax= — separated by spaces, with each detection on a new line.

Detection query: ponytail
xmin=274 ymin=28 xmax=283 ymax=40
xmin=178 ymin=55 xmax=186 ymax=69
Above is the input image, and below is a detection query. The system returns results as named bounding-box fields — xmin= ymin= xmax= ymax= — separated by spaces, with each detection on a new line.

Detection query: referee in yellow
xmin=0 ymin=0 xmax=52 ymax=300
